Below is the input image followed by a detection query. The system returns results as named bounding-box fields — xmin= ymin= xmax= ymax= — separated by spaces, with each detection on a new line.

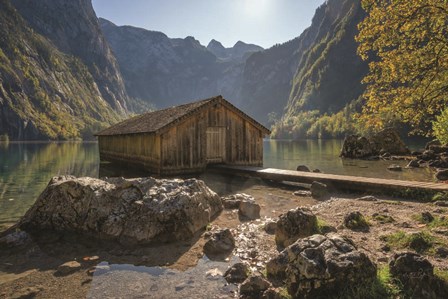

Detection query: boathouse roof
xmin=95 ymin=95 xmax=270 ymax=136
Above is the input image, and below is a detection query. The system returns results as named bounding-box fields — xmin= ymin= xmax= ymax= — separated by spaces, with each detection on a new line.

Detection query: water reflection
xmin=0 ymin=142 xmax=99 ymax=225
xmin=263 ymin=139 xmax=433 ymax=182
xmin=87 ymin=256 xmax=238 ymax=299
xmin=0 ymin=139 xmax=433 ymax=226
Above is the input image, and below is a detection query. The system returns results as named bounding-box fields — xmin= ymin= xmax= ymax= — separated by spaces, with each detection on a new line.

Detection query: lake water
xmin=0 ymin=140 xmax=433 ymax=225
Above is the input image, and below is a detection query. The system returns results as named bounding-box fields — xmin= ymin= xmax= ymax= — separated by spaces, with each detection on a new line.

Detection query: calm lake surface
xmin=0 ymin=140 xmax=432 ymax=225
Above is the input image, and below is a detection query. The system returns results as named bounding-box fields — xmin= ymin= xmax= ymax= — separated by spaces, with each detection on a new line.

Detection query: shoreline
xmin=1 ymin=176 xmax=447 ymax=298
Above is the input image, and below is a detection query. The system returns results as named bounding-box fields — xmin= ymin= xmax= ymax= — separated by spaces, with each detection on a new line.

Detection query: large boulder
xmin=389 ymin=252 xmax=448 ymax=299
xmin=20 ymin=176 xmax=223 ymax=245
xmin=341 ymin=128 xmax=410 ymax=158
xmin=369 ymin=128 xmax=410 ymax=155
xmin=275 ymin=208 xmax=319 ymax=248
xmin=268 ymin=234 xmax=377 ymax=298
xmin=340 ymin=135 xmax=374 ymax=158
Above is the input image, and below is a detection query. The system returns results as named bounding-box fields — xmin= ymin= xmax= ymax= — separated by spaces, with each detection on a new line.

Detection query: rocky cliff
xmin=270 ymin=0 xmax=369 ymax=138
xmin=100 ymin=18 xmax=263 ymax=108
xmin=11 ymin=0 xmax=131 ymax=114
xmin=0 ymin=0 xmax=128 ymax=140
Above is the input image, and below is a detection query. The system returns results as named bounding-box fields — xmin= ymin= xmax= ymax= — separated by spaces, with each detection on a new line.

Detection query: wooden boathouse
xmin=95 ymin=96 xmax=271 ymax=175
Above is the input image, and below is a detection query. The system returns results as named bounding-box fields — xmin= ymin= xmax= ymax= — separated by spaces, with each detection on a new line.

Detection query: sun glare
xmin=243 ymin=0 xmax=270 ymax=18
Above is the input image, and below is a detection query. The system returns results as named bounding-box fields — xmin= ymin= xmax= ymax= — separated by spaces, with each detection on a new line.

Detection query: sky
xmin=92 ymin=0 xmax=327 ymax=49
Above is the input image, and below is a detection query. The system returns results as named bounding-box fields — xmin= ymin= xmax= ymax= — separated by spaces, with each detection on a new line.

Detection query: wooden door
xmin=206 ymin=127 xmax=226 ymax=163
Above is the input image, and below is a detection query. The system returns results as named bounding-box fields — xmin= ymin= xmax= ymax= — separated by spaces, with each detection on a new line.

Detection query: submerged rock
xmin=20 ymin=176 xmax=223 ymax=245
xmin=269 ymin=234 xmax=376 ymax=298
xmin=296 ymin=165 xmax=311 ymax=172
xmin=275 ymin=208 xmax=318 ymax=248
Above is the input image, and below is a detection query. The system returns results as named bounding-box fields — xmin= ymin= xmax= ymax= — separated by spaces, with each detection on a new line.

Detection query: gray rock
xmin=203 ymin=228 xmax=235 ymax=256
xmin=239 ymin=200 xmax=261 ymax=220
xmin=275 ymin=208 xmax=318 ymax=248
xmin=261 ymin=288 xmax=284 ymax=299
xmin=355 ymin=195 xmax=378 ymax=202
xmin=426 ymin=139 xmax=441 ymax=150
xmin=310 ymin=181 xmax=329 ymax=199
xmin=436 ymin=169 xmax=448 ymax=181
xmin=389 ymin=252 xmax=448 ymax=298
xmin=277 ymin=234 xmax=376 ymax=298
xmin=264 ymin=221 xmax=277 ymax=234
xmin=222 ymin=193 xmax=253 ymax=209
xmin=341 ymin=128 xmax=409 ymax=158
xmin=240 ymin=275 xmax=272 ymax=298
xmin=344 ymin=211 xmax=369 ymax=230
xmin=293 ymin=190 xmax=311 ymax=197
xmin=421 ymin=212 xmax=434 ymax=223
xmin=340 ymin=135 xmax=374 ymax=158
xmin=436 ymin=246 xmax=448 ymax=258
xmin=266 ymin=251 xmax=288 ymax=279
xmin=429 ymin=145 xmax=448 ymax=154
xmin=422 ymin=150 xmax=436 ymax=161
xmin=0 ymin=230 xmax=31 ymax=247
xmin=296 ymin=165 xmax=311 ymax=172
xmin=57 ymin=261 xmax=81 ymax=275
xmin=20 ymin=176 xmax=223 ymax=245
xmin=224 ymin=262 xmax=249 ymax=283
xmin=407 ymin=160 xmax=420 ymax=168
xmin=387 ymin=164 xmax=402 ymax=171
xmin=312 ymin=168 xmax=321 ymax=173
xmin=434 ymin=201 xmax=448 ymax=207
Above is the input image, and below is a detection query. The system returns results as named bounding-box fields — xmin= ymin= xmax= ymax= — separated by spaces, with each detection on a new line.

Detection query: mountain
xmin=100 ymin=18 xmax=263 ymax=108
xmin=11 ymin=0 xmax=131 ymax=114
xmin=0 ymin=0 xmax=129 ymax=140
xmin=274 ymin=0 xmax=368 ymax=138
xmin=237 ymin=0 xmax=368 ymax=134
xmin=207 ymin=40 xmax=263 ymax=62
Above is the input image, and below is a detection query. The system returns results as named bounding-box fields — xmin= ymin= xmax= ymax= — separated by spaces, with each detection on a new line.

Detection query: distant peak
xmin=207 ymin=39 xmax=225 ymax=49
xmin=234 ymin=41 xmax=247 ymax=47
xmin=98 ymin=17 xmax=117 ymax=27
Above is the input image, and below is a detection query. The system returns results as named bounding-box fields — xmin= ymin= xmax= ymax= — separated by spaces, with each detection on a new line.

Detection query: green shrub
xmin=433 ymin=108 xmax=448 ymax=144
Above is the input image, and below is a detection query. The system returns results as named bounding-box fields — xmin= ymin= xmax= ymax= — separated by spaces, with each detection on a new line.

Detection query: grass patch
xmin=380 ymin=231 xmax=441 ymax=254
xmin=372 ymin=214 xmax=395 ymax=224
xmin=435 ymin=268 xmax=448 ymax=282
xmin=433 ymin=192 xmax=448 ymax=202
xmin=335 ymin=265 xmax=401 ymax=299
xmin=412 ymin=214 xmax=448 ymax=228
xmin=317 ymin=218 xmax=335 ymax=234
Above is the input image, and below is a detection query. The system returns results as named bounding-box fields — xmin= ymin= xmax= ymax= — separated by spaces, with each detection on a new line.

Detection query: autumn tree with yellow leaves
xmin=356 ymin=0 xmax=448 ymax=139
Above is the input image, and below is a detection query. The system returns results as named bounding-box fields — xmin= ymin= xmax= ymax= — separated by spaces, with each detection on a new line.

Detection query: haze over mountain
xmin=100 ymin=18 xmax=263 ymax=108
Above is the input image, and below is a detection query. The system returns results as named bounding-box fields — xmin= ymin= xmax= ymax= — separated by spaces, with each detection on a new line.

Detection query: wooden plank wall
xmin=98 ymin=101 xmax=265 ymax=175
xmin=160 ymin=102 xmax=264 ymax=174
xmin=98 ymin=134 xmax=161 ymax=172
